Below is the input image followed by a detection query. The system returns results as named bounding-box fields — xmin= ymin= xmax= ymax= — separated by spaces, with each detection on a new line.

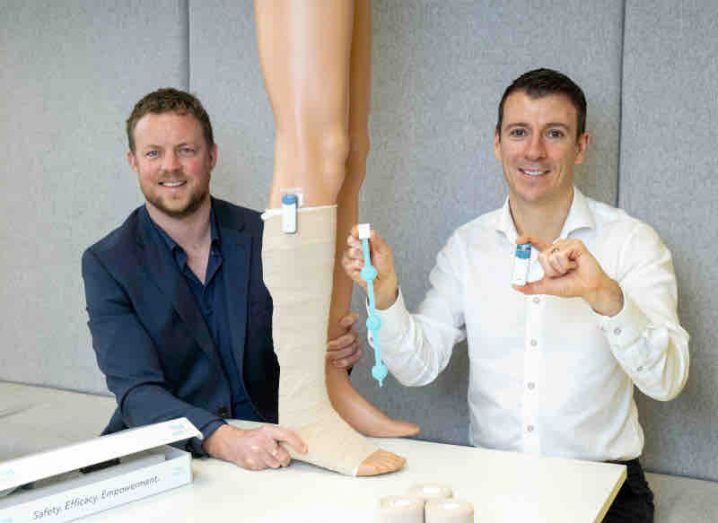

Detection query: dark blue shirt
xmin=147 ymin=207 xmax=261 ymax=424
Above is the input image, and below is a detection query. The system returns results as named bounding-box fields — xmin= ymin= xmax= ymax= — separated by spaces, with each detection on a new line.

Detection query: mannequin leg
xmin=325 ymin=0 xmax=419 ymax=438
xmin=256 ymin=0 xmax=351 ymax=206
xmin=254 ymin=0 xmax=404 ymax=476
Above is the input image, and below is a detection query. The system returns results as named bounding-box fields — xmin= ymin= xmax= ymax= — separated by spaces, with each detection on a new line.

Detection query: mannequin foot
xmin=286 ymin=410 xmax=403 ymax=476
xmin=327 ymin=365 xmax=420 ymax=437
xmin=356 ymin=449 xmax=406 ymax=476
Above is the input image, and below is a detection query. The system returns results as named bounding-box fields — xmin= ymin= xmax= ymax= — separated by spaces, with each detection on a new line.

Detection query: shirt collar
xmin=147 ymin=206 xmax=221 ymax=256
xmin=557 ymin=187 xmax=595 ymax=239
xmin=209 ymin=208 xmax=221 ymax=249
xmin=494 ymin=186 xmax=595 ymax=242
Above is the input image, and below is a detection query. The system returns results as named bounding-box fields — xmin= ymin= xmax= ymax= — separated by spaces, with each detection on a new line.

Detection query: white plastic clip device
xmin=281 ymin=194 xmax=298 ymax=234
xmin=357 ymin=223 xmax=371 ymax=240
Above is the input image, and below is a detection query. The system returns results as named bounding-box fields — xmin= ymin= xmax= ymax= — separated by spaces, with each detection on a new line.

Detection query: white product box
xmin=0 ymin=418 xmax=201 ymax=522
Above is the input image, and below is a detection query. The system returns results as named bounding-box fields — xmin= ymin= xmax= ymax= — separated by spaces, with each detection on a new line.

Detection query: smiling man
xmin=82 ymin=88 xmax=362 ymax=471
xmin=342 ymin=69 xmax=689 ymax=522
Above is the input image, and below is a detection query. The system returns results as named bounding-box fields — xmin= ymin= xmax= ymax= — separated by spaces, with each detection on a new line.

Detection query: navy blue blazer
xmin=82 ymin=198 xmax=278 ymax=451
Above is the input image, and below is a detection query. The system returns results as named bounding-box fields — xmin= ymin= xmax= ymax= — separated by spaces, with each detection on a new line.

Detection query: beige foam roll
xmin=375 ymin=495 xmax=425 ymax=523
xmin=408 ymin=483 xmax=453 ymax=501
xmin=425 ymin=498 xmax=474 ymax=523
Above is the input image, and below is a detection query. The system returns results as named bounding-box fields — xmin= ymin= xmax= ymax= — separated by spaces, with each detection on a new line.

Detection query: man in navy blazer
xmin=83 ymin=88 xmax=360 ymax=471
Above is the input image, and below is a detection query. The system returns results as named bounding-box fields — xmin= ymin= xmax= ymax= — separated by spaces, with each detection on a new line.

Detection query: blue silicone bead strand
xmin=361 ymin=236 xmax=389 ymax=387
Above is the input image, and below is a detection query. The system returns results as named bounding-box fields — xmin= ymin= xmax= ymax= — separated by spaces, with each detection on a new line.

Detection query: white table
xmin=83 ymin=421 xmax=626 ymax=523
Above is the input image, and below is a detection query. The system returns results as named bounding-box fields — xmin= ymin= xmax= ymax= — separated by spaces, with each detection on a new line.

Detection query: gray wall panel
xmin=0 ymin=0 xmax=188 ymax=394
xmin=188 ymin=0 xmax=272 ymax=209
xmin=620 ymin=1 xmax=718 ymax=480
xmin=190 ymin=1 xmax=623 ymax=447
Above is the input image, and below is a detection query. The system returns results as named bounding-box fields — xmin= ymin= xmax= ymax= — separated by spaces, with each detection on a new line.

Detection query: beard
xmin=145 ymin=185 xmax=210 ymax=219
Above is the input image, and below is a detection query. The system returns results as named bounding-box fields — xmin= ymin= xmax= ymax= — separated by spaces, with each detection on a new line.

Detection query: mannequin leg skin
xmin=326 ymin=0 xmax=419 ymax=438
xmin=254 ymin=0 xmax=405 ymax=475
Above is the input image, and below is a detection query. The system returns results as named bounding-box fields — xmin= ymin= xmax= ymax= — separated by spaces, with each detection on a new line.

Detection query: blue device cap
xmin=282 ymin=194 xmax=298 ymax=205
xmin=515 ymin=243 xmax=531 ymax=259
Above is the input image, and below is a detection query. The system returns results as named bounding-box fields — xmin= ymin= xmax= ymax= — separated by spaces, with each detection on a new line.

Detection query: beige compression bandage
xmin=261 ymin=205 xmax=378 ymax=476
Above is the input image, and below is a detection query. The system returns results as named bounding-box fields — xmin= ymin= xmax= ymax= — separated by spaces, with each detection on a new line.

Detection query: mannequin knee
xmin=320 ymin=129 xmax=369 ymax=174
xmin=319 ymin=127 xmax=351 ymax=175
xmin=348 ymin=132 xmax=370 ymax=164
xmin=336 ymin=132 xmax=369 ymax=192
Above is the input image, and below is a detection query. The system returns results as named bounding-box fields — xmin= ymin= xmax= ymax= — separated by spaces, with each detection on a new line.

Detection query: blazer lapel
xmin=220 ymin=226 xmax=251 ymax=377
xmin=136 ymin=211 xmax=219 ymax=364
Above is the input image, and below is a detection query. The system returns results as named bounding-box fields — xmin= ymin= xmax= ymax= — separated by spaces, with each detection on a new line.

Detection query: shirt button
xmin=614 ymin=327 xmax=622 ymax=336
xmin=527 ymin=425 xmax=534 ymax=433
xmin=527 ymin=382 xmax=535 ymax=390
xmin=530 ymin=339 xmax=538 ymax=347
xmin=532 ymin=297 xmax=540 ymax=304
xmin=218 ymin=406 xmax=229 ymax=417
xmin=637 ymin=366 xmax=644 ymax=372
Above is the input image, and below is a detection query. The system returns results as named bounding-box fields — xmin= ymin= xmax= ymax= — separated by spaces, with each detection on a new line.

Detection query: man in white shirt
xmin=343 ymin=68 xmax=689 ymax=522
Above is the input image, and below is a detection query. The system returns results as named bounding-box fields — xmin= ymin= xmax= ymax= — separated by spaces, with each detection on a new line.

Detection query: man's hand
xmin=326 ymin=312 xmax=364 ymax=369
xmin=341 ymin=227 xmax=399 ymax=310
xmin=513 ymin=235 xmax=624 ymax=317
xmin=202 ymin=424 xmax=307 ymax=471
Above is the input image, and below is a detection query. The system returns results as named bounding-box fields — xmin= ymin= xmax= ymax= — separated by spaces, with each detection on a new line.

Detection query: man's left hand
xmin=513 ymin=235 xmax=624 ymax=317
xmin=326 ymin=312 xmax=363 ymax=369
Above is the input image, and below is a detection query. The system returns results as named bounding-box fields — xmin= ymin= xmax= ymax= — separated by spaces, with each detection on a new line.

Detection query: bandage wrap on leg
xmin=261 ymin=205 xmax=378 ymax=476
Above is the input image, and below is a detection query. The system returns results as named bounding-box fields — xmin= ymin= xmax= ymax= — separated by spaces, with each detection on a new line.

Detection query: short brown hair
xmin=126 ymin=88 xmax=214 ymax=152
xmin=496 ymin=68 xmax=587 ymax=139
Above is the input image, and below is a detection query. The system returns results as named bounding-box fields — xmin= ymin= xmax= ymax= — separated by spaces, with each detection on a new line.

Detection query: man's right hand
xmin=342 ymin=227 xmax=399 ymax=310
xmin=202 ymin=424 xmax=307 ymax=471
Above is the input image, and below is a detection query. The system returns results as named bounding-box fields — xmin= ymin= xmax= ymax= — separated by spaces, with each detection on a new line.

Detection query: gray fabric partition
xmin=619 ymin=1 xmax=718 ymax=481
xmin=188 ymin=0 xmax=273 ymax=212
xmin=190 ymin=0 xmax=624 ymax=446
xmin=0 ymin=0 xmax=189 ymax=393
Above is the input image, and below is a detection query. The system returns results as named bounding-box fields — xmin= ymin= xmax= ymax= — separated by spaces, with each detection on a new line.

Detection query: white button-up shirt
xmin=375 ymin=188 xmax=689 ymax=462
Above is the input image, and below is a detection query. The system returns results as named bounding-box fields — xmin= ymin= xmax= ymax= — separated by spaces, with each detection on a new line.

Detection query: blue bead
xmin=366 ymin=315 xmax=382 ymax=330
xmin=372 ymin=364 xmax=388 ymax=383
xmin=361 ymin=266 xmax=378 ymax=281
